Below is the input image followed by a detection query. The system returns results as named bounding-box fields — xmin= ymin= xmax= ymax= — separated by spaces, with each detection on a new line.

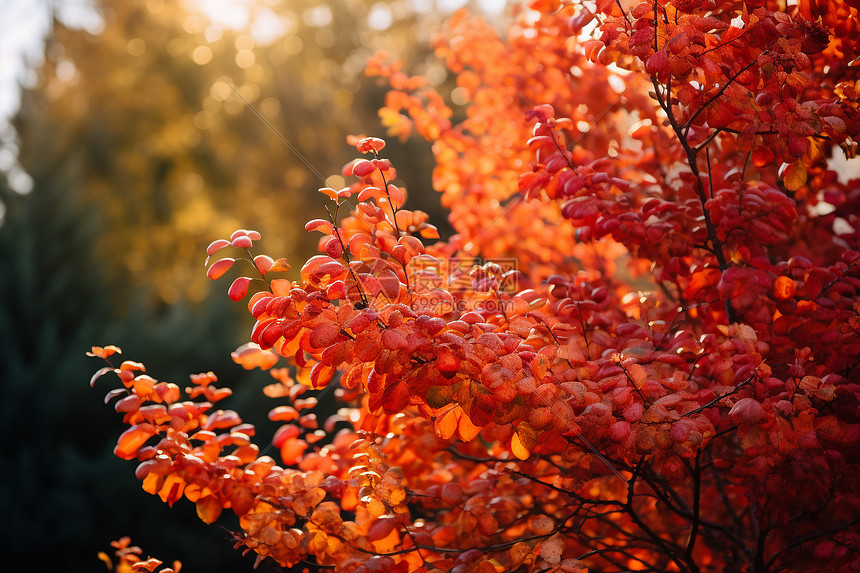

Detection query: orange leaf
xmin=305 ymin=219 xmax=334 ymax=233
xmin=253 ymin=255 xmax=274 ymax=275
xmin=773 ymin=275 xmax=796 ymax=300
xmin=87 ymin=345 xmax=122 ymax=359
xmin=511 ymin=431 xmax=531 ymax=460
xmin=358 ymin=186 xmax=384 ymax=202
xmin=120 ymin=360 xmax=146 ymax=372
xmin=458 ymin=412 xmax=482 ymax=442
xmin=269 ymin=259 xmax=291 ymax=273
xmin=115 ymin=424 xmax=157 ymax=460
xmin=280 ymin=438 xmax=308 ymax=465
xmin=132 ymin=558 xmax=163 ymax=572
xmin=270 ymin=406 xmax=300 ymax=423
xmin=196 ymin=496 xmax=223 ymax=524
xmin=419 ymin=225 xmax=440 ymax=239
xmin=512 ymin=422 xmax=538 ymax=460
xmin=434 ymin=405 xmax=462 ymax=440
xmin=231 ymin=342 xmax=279 ymax=370
xmin=97 ymin=551 xmax=112 ymax=569
xmin=317 ymin=187 xmax=338 ymax=199
xmin=158 ymin=474 xmax=186 ymax=507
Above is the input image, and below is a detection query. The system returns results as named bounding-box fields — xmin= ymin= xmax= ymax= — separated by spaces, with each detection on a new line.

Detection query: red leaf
xmin=206 ymin=239 xmax=231 ymax=255
xmin=207 ymin=258 xmax=235 ymax=280
xmin=352 ymin=159 xmax=376 ymax=177
xmin=228 ymin=277 xmax=253 ymax=301
xmin=230 ymin=229 xmax=261 ymax=241
xmin=367 ymin=518 xmax=398 ymax=541
xmin=309 ymin=323 xmax=341 ymax=349
xmin=115 ymin=394 xmax=142 ymax=413
xmin=231 ymin=235 xmax=254 ymax=249
xmin=301 ymin=256 xmax=347 ymax=285
xmin=437 ymin=348 xmax=460 ymax=373
xmin=382 ymin=379 xmax=410 ymax=413
xmin=645 ymin=50 xmax=669 ymax=75
xmin=729 ymin=398 xmax=767 ymax=426
xmin=382 ymin=329 xmax=407 ymax=350
xmin=325 ymin=237 xmax=344 ymax=259
xmin=90 ymin=366 xmax=114 ymax=387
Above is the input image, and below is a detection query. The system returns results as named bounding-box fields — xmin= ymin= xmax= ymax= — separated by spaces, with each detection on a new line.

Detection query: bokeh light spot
xmin=192 ymin=45 xmax=213 ymax=65
xmin=126 ymin=38 xmax=146 ymax=56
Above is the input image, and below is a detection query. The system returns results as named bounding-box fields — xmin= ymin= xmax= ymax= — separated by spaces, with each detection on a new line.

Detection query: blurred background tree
xmin=0 ymin=0 xmax=506 ymax=570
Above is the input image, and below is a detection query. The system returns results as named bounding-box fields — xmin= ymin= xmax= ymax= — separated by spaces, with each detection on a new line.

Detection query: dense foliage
xmin=2 ymin=1 xmax=444 ymax=570
xmin=91 ymin=0 xmax=860 ymax=572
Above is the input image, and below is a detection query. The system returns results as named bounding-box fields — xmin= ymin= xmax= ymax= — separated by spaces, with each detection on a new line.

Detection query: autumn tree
xmin=91 ymin=1 xmax=860 ymax=572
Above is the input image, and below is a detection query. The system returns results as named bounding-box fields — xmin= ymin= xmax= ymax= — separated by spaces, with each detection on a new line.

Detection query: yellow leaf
xmin=511 ymin=431 xmax=531 ymax=460
xmin=782 ymin=161 xmax=807 ymax=191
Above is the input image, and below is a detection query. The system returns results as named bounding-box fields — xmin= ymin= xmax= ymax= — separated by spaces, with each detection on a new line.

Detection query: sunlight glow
xmin=184 ymin=0 xmax=255 ymax=30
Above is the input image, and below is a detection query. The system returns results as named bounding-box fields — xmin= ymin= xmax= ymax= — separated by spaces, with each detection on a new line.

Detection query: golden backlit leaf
xmin=196 ymin=496 xmax=222 ymax=524
xmin=511 ymin=430 xmax=531 ymax=460
xmin=782 ymin=161 xmax=807 ymax=191
xmin=434 ymin=405 xmax=461 ymax=440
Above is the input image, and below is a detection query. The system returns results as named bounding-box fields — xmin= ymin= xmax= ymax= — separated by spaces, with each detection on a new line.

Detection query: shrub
xmin=91 ymin=1 xmax=860 ymax=571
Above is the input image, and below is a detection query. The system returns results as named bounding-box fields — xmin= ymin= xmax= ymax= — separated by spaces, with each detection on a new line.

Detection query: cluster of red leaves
xmin=92 ymin=1 xmax=860 ymax=572
xmin=96 ymin=537 xmax=181 ymax=573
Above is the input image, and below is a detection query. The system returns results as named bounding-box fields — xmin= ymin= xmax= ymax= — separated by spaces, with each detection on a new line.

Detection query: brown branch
xmin=683 ymin=58 xmax=759 ymax=135
xmin=625 ymin=459 xmax=692 ymax=572
xmin=681 ymin=375 xmax=754 ymax=418
xmin=693 ymin=26 xmax=756 ymax=57
xmin=766 ymin=517 xmax=860 ymax=572
xmin=684 ymin=451 xmax=702 ymax=560
xmin=820 ymin=258 xmax=859 ymax=296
